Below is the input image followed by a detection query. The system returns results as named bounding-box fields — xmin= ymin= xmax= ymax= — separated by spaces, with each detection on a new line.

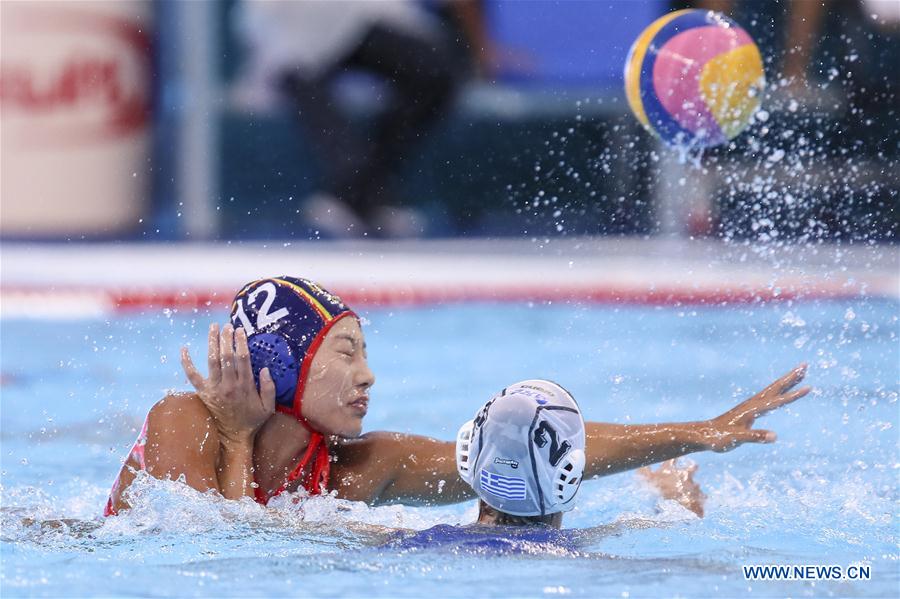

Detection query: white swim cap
xmin=456 ymin=380 xmax=586 ymax=517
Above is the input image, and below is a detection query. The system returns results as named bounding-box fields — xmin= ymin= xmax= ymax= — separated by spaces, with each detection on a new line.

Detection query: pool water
xmin=1 ymin=300 xmax=897 ymax=597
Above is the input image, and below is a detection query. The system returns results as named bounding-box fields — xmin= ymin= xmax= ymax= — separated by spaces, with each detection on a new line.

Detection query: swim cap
xmin=456 ymin=380 xmax=586 ymax=517
xmin=230 ymin=276 xmax=357 ymax=423
xmin=230 ymin=276 xmax=356 ymax=501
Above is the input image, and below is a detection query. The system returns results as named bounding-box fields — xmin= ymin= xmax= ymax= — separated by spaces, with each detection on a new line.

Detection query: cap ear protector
xmin=551 ymin=448 xmax=585 ymax=508
xmin=247 ymin=332 xmax=300 ymax=408
xmin=455 ymin=419 xmax=476 ymax=484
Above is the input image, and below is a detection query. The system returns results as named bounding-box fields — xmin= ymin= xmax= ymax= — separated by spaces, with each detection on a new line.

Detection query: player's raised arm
xmin=582 ymin=364 xmax=810 ymax=478
xmin=179 ymin=323 xmax=276 ymax=500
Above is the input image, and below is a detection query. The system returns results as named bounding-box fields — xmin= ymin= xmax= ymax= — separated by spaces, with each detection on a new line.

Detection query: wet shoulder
xmin=148 ymin=392 xmax=210 ymax=420
xmin=146 ymin=392 xmax=219 ymax=457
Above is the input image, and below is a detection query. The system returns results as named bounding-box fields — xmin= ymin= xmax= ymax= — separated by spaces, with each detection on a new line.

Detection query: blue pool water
xmin=1 ymin=300 xmax=897 ymax=597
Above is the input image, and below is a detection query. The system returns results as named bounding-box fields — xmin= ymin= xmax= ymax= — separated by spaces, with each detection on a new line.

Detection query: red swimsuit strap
xmin=254 ymin=409 xmax=331 ymax=504
xmin=273 ymin=430 xmax=330 ymax=498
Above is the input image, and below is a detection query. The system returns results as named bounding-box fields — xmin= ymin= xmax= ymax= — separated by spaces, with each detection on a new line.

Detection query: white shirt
xmin=235 ymin=0 xmax=436 ymax=77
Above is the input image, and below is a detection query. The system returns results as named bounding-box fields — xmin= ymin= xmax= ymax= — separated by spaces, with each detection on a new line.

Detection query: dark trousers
xmin=282 ymin=24 xmax=459 ymax=219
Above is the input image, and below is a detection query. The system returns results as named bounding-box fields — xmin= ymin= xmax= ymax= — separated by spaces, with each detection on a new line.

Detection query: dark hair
xmin=477 ymin=500 xmax=561 ymax=527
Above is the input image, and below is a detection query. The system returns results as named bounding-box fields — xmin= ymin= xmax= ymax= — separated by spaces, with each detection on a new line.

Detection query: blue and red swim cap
xmin=230 ymin=276 xmax=357 ymax=424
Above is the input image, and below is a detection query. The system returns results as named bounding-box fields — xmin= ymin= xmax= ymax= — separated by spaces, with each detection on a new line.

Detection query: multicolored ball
xmin=625 ymin=9 xmax=765 ymax=148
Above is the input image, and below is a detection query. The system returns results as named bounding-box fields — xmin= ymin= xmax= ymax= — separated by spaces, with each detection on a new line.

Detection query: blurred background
xmin=1 ymin=0 xmax=897 ymax=242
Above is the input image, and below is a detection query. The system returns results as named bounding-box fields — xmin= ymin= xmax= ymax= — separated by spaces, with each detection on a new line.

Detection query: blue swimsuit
xmin=384 ymin=523 xmax=579 ymax=554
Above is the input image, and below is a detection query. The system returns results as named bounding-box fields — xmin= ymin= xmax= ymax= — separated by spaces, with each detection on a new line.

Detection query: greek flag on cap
xmin=480 ymin=470 xmax=527 ymax=501
xmin=456 ymin=380 xmax=586 ymax=517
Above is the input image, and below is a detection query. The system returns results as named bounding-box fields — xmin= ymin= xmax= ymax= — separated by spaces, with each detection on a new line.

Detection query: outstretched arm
xmin=583 ymin=364 xmax=810 ymax=478
xmin=333 ymin=432 xmax=476 ymax=506
xmin=347 ymin=365 xmax=808 ymax=507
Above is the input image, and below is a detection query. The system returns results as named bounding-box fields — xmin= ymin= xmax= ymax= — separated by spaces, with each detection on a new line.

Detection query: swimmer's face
xmin=302 ymin=317 xmax=375 ymax=437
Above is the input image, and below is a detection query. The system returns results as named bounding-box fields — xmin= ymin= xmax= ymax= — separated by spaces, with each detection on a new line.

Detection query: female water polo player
xmin=384 ymin=380 xmax=704 ymax=553
xmin=105 ymin=277 xmax=809 ymax=515
xmin=454 ymin=381 xmax=704 ymax=525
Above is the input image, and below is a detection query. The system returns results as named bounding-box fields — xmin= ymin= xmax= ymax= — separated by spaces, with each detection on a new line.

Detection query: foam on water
xmin=8 ymin=460 xmax=894 ymax=596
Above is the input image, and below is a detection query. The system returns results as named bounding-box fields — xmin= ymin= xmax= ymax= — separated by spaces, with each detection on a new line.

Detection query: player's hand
xmin=638 ymin=459 xmax=706 ymax=517
xmin=702 ymin=363 xmax=810 ymax=453
xmin=181 ymin=323 xmax=275 ymax=445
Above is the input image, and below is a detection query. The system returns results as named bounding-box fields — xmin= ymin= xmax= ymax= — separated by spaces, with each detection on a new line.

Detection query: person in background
xmin=231 ymin=1 xmax=490 ymax=239
xmin=693 ymin=0 xmax=898 ymax=94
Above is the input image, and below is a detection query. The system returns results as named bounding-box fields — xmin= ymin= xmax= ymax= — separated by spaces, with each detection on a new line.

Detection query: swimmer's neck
xmin=252 ymin=411 xmax=313 ymax=492
xmin=476 ymin=501 xmax=563 ymax=529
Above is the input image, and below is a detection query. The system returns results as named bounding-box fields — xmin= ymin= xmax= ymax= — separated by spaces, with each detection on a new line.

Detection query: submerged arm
xmin=639 ymin=459 xmax=706 ymax=517
xmin=583 ymin=364 xmax=810 ymax=478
